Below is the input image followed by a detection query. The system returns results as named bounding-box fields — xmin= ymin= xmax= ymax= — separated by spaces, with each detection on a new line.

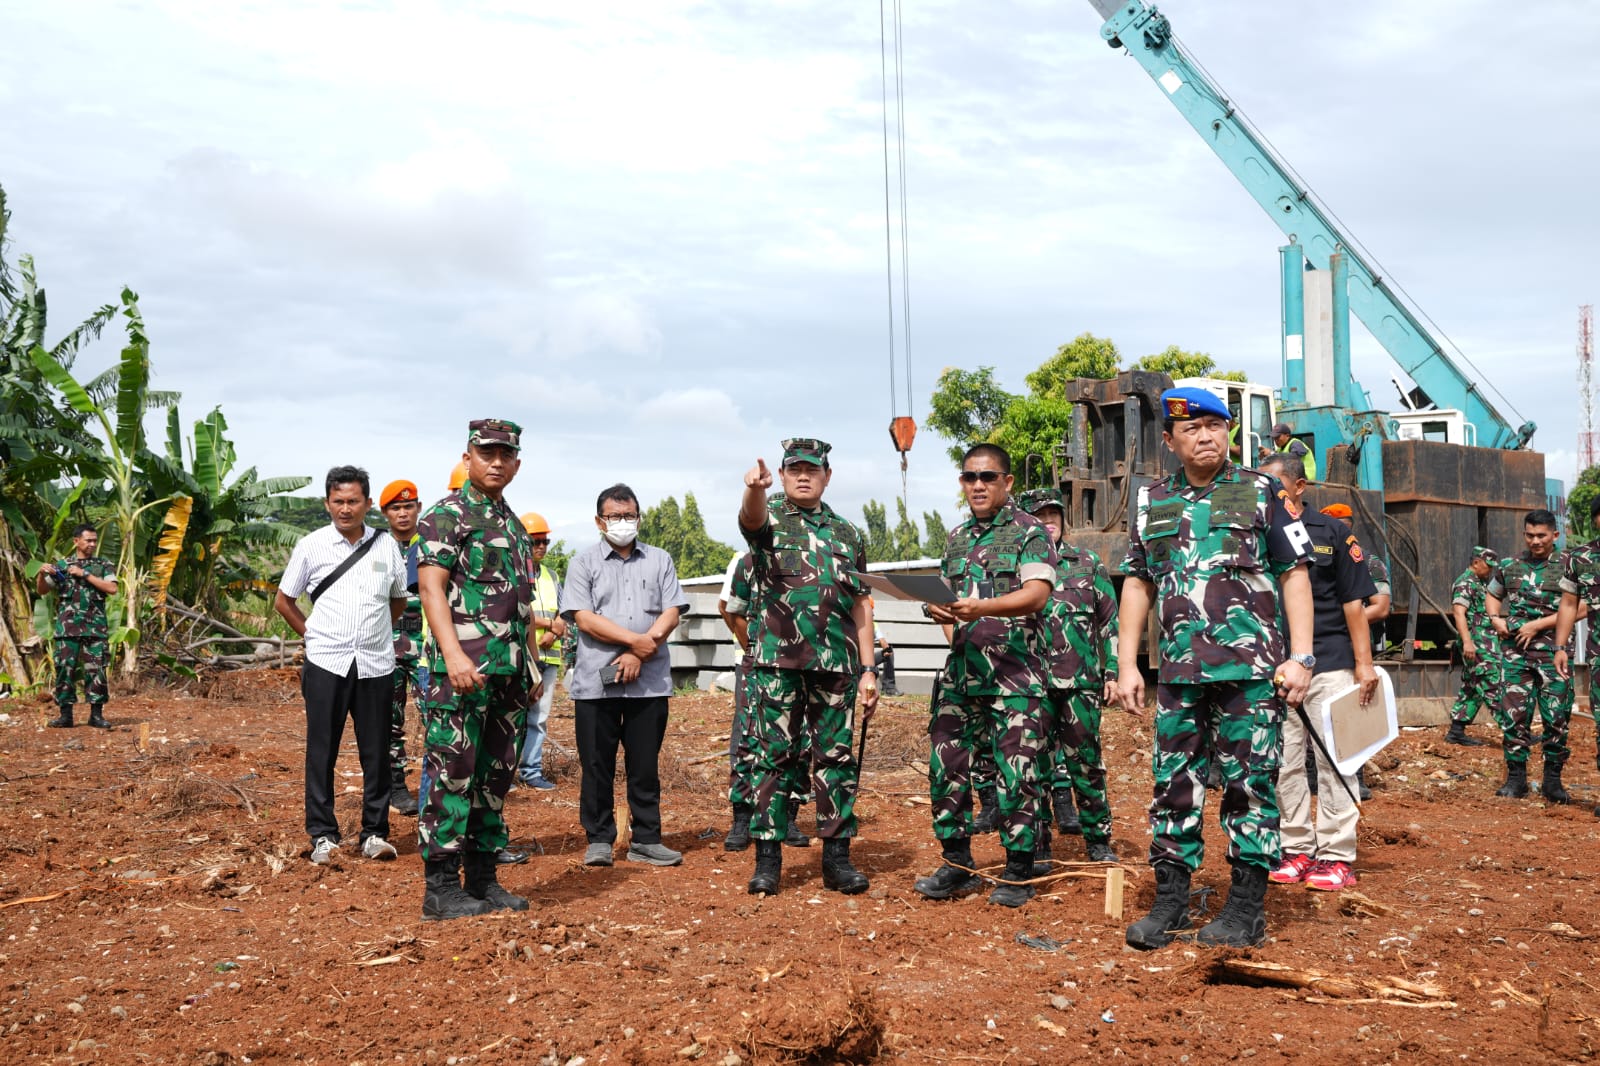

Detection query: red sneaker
xmin=1305 ymin=860 xmax=1358 ymax=891
xmin=1268 ymin=853 xmax=1317 ymax=884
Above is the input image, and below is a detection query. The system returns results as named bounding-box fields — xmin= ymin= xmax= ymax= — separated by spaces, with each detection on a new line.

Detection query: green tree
xmin=640 ymin=493 xmax=735 ymax=579
xmin=1025 ymin=332 xmax=1121 ymax=398
xmin=922 ymin=509 xmax=948 ymax=553
xmin=891 ymin=498 xmax=921 ymax=560
xmin=1568 ymin=465 xmax=1600 ymax=541
xmin=990 ymin=394 xmax=1077 ymax=479
xmin=1136 ymin=344 xmax=1247 ymax=382
xmin=927 ymin=367 xmax=1017 ymax=465
xmin=861 ymin=500 xmax=892 ymax=563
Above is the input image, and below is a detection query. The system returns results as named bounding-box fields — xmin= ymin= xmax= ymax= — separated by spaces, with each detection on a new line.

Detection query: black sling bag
xmin=307 ymin=533 xmax=379 ymax=605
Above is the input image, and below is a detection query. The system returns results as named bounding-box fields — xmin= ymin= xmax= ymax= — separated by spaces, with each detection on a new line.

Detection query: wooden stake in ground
xmin=138 ymin=722 xmax=150 ymax=752
xmin=1103 ymin=866 xmax=1125 ymax=920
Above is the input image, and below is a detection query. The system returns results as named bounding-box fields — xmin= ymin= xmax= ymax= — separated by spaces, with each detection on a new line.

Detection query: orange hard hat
xmin=448 ymin=461 xmax=468 ymax=491
xmin=521 ymin=512 xmax=550 ymax=536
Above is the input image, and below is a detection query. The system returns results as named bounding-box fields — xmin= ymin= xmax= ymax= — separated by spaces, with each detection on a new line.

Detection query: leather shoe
xmin=495 ymin=848 xmax=530 ymax=865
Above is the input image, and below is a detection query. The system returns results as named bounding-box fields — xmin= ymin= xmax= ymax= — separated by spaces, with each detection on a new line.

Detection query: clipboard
xmin=856 ymin=572 xmax=957 ymax=605
xmin=1316 ymin=666 xmax=1399 ymax=777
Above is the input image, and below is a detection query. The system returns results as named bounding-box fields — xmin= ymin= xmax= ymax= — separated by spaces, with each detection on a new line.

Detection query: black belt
xmin=397 ymin=616 xmax=423 ymax=635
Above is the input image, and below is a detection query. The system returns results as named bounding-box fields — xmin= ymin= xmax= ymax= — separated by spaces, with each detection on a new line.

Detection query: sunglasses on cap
xmin=959 ymin=470 xmax=1003 ymax=484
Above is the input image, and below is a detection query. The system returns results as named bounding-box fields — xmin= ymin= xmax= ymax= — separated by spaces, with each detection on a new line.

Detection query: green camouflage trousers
xmin=746 ymin=666 xmax=859 ymax=841
xmin=1150 ymin=680 xmax=1282 ymax=872
xmin=390 ymin=656 xmax=423 ymax=770
xmin=1044 ymin=689 xmax=1112 ymax=846
xmin=1450 ymin=655 xmax=1501 ymax=728
xmin=53 ymin=636 xmax=109 ymax=709
xmin=929 ymin=687 xmax=1046 ymax=853
xmin=729 ymin=656 xmax=808 ymax=808
xmin=416 ymin=671 xmax=528 ymax=859
xmin=1499 ymin=656 xmax=1573 ymax=767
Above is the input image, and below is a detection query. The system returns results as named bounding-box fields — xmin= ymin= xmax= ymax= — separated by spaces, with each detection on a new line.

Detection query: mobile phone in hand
xmin=599 ymin=662 xmax=622 ymax=685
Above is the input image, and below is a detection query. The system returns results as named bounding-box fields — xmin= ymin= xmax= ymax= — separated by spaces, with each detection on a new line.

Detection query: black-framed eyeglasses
xmin=959 ymin=470 xmax=1002 ymax=484
xmin=530 ymin=538 xmax=550 ymax=547
xmin=601 ymin=514 xmax=640 ymax=523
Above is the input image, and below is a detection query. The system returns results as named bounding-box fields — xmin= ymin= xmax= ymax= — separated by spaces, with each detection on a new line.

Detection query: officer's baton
xmin=1292 ymin=701 xmax=1361 ymax=807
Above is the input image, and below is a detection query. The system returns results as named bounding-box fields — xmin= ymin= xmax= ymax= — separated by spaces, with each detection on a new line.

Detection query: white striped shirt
xmin=279 ymin=525 xmax=408 ymax=679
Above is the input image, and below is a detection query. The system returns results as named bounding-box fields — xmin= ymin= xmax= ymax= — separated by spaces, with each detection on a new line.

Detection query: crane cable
xmin=880 ymin=0 xmax=916 ymax=504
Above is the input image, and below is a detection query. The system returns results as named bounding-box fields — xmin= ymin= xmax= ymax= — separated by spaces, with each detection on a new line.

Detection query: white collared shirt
xmin=279 ymin=525 xmax=408 ymax=679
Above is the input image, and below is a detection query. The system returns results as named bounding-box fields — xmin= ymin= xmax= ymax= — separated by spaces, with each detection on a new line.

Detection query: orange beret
xmin=1319 ymin=503 xmax=1353 ymax=519
xmin=379 ymin=480 xmax=419 ymax=508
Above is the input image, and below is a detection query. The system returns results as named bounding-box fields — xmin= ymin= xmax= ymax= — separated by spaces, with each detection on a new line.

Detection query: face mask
xmin=603 ymin=519 xmax=638 ymax=546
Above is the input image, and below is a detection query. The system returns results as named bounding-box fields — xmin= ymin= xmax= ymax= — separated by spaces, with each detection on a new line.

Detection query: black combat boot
xmin=1357 ymin=765 xmax=1372 ymax=801
xmin=783 ymin=799 xmax=811 ymax=847
xmin=1126 ymin=861 xmax=1193 ymax=950
xmin=47 ymin=706 xmax=73 ymax=728
xmin=913 ymin=837 xmax=982 ymax=900
xmin=1495 ymin=761 xmax=1529 ymax=799
xmin=972 ymin=784 xmax=1000 ymax=834
xmin=1032 ymin=823 xmax=1054 ymax=878
xmin=389 ymin=764 xmax=419 ymax=816
xmin=1086 ymin=840 xmax=1119 ymax=863
xmin=1542 ymin=760 xmax=1572 ymax=805
xmin=86 ymin=706 xmax=111 ymax=729
xmin=1445 ymin=721 xmax=1485 ymax=746
xmin=422 ymin=856 xmax=494 ymax=922
xmin=1205 ymin=760 xmax=1224 ymax=790
xmin=988 ymin=848 xmax=1036 ymax=908
xmin=723 ymin=803 xmax=753 ymax=852
xmin=748 ymin=840 xmax=782 ymax=895
xmin=1053 ymin=787 xmax=1081 ymax=834
xmin=821 ymin=837 xmax=869 ymax=894
xmin=463 ymin=850 xmax=529 ymax=912
xmin=1195 ymin=862 xmax=1269 ymax=948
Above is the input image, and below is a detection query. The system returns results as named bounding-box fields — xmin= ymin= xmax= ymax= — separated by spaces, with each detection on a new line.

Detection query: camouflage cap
xmin=1160 ymin=387 xmax=1231 ymax=423
xmin=1472 ymin=544 xmax=1498 ymax=563
xmin=1017 ymin=487 xmax=1065 ymax=514
xmin=468 ymin=418 xmax=522 ymax=452
xmin=781 ymin=438 xmax=831 ymax=468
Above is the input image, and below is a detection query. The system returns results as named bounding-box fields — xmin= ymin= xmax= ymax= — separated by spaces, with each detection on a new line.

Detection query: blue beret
xmin=1160 ymin=387 xmax=1232 ymax=423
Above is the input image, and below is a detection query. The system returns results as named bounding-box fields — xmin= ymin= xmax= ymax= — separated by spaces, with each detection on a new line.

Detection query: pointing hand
xmin=745 ymin=459 xmax=772 ymax=491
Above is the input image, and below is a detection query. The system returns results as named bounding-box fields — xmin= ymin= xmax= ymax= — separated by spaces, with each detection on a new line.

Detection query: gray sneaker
xmin=583 ymin=842 xmax=614 ymax=867
xmin=627 ymin=842 xmax=683 ymax=867
xmin=361 ymin=836 xmax=398 ymax=861
xmin=309 ymin=836 xmax=339 ymax=866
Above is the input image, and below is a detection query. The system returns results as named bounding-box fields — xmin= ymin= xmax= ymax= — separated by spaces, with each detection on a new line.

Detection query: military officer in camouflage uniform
xmin=1556 ymin=496 xmax=1600 ymax=798
xmin=1486 ymin=508 xmax=1573 ymax=803
xmin=913 ymin=443 xmax=1057 ymax=909
xmin=1117 ymin=387 xmax=1315 ymax=950
xmin=1447 ymin=545 xmax=1501 ymax=746
xmin=414 ymin=418 xmax=539 ymax=921
xmin=379 ymin=480 xmax=425 ymax=816
xmin=36 ymin=523 xmax=118 ymax=729
xmin=737 ymin=439 xmax=875 ymax=896
xmin=1017 ymin=488 xmax=1120 ymax=866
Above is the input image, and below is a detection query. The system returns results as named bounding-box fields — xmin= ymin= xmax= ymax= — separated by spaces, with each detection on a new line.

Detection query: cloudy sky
xmin=4 ymin=0 xmax=1597 ymax=563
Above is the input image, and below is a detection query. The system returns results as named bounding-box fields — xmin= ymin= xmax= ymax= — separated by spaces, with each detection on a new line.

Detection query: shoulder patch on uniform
xmin=1349 ymin=542 xmax=1364 ymax=562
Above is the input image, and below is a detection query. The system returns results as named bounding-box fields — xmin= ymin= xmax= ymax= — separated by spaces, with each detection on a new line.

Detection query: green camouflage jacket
xmin=392 ymin=532 xmax=424 ymax=662
xmin=1040 ymin=541 xmax=1119 ymax=691
xmin=1451 ymin=566 xmax=1500 ymax=658
xmin=1490 ymin=549 xmax=1569 ymax=664
xmin=1121 ymin=462 xmax=1311 ymax=684
xmin=47 ymin=555 xmax=114 ymax=639
xmin=940 ymin=502 xmax=1057 ymax=696
xmin=745 ymin=496 xmax=868 ymax=674
xmin=1559 ymin=539 xmax=1600 ymax=660
xmin=416 ymin=483 xmax=533 ymax=676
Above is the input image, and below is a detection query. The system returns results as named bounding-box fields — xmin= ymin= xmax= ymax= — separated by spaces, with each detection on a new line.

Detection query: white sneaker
xmin=361 ymin=836 xmax=398 ymax=861
xmin=309 ymin=836 xmax=339 ymax=865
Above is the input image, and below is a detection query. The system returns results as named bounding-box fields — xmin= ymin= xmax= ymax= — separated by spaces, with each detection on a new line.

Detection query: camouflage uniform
xmin=744 ymin=493 xmax=869 ymax=842
xmin=1450 ymin=565 xmax=1503 ymax=731
xmin=390 ymin=533 xmax=426 ymax=770
xmin=1038 ymin=537 xmax=1119 ymax=849
xmin=415 ymin=480 xmax=534 ymax=860
xmin=46 ymin=555 xmax=114 ymax=714
xmin=1121 ymin=463 xmax=1311 ymax=872
xmin=1489 ymin=550 xmax=1573 ymax=768
xmin=724 ymin=552 xmax=808 ymax=809
xmin=1560 ymin=538 xmax=1600 ymax=747
xmin=931 ymin=503 xmax=1058 ymax=854
xmin=1365 ymin=552 xmax=1391 ymax=649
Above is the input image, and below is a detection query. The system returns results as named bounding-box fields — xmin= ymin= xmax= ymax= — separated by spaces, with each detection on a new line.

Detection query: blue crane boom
xmin=1086 ymin=0 xmax=1535 ymax=451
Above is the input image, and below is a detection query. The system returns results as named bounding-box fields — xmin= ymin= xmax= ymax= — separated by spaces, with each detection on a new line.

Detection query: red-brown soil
xmin=3 ymin=671 xmax=1598 ymax=1063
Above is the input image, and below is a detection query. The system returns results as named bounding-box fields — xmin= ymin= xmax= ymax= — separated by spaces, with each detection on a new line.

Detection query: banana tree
xmin=29 ymin=290 xmax=178 ymax=678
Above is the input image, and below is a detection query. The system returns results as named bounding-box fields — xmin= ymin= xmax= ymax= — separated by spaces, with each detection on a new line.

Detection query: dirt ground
xmin=3 ymin=671 xmax=1599 ymax=1064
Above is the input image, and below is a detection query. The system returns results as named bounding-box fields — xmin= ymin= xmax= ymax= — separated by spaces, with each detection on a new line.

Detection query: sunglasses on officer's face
xmin=530 ymin=538 xmax=550 ymax=547
xmin=959 ymin=470 xmax=1002 ymax=484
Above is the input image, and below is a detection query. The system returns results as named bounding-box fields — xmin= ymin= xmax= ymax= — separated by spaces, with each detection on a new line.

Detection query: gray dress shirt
xmin=560 ymin=540 xmax=689 ymax=700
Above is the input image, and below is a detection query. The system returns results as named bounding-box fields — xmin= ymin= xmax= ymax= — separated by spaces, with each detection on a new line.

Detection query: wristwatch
xmin=1288 ymin=653 xmax=1316 ymax=669
xmin=860 ymin=665 xmax=880 ymax=676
